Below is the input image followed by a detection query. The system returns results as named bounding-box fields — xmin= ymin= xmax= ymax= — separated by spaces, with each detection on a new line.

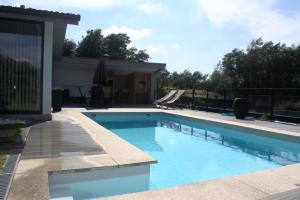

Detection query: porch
xmin=53 ymin=57 xmax=166 ymax=105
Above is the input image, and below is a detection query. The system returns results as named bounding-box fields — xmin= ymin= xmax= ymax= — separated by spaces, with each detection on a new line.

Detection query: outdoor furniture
xmin=161 ymin=90 xmax=185 ymax=109
xmin=62 ymin=85 xmax=86 ymax=104
xmin=154 ymin=90 xmax=177 ymax=106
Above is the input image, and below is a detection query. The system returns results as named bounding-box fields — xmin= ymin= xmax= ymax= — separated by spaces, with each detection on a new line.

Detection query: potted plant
xmin=233 ymin=98 xmax=249 ymax=119
xmin=52 ymin=87 xmax=64 ymax=112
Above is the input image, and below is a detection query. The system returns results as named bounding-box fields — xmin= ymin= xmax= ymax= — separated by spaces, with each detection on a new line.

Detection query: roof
xmin=0 ymin=5 xmax=80 ymax=24
xmin=54 ymin=57 xmax=166 ymax=74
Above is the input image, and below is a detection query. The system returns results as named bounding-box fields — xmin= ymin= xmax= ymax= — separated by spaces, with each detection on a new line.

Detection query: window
xmin=0 ymin=19 xmax=43 ymax=113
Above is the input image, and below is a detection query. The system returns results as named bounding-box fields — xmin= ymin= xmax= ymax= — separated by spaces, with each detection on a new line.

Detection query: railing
xmin=157 ymin=88 xmax=300 ymax=122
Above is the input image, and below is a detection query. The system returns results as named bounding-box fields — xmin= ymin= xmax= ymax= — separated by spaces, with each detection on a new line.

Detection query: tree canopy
xmin=62 ymin=39 xmax=76 ymax=56
xmin=102 ymin=33 xmax=130 ymax=60
xmin=76 ymin=29 xmax=103 ymax=58
xmin=126 ymin=47 xmax=150 ymax=62
xmin=156 ymin=69 xmax=207 ymax=90
xmin=156 ymin=38 xmax=300 ymax=90
xmin=208 ymin=38 xmax=300 ymax=88
xmin=63 ymin=29 xmax=150 ymax=62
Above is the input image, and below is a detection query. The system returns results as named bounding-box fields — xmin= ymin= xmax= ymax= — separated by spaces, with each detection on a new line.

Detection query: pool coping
xmin=7 ymin=108 xmax=300 ymax=200
xmin=164 ymin=110 xmax=300 ymax=142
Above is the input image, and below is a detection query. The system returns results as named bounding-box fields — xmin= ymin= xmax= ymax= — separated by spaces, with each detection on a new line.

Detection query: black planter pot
xmin=233 ymin=98 xmax=249 ymax=119
xmin=52 ymin=88 xmax=63 ymax=112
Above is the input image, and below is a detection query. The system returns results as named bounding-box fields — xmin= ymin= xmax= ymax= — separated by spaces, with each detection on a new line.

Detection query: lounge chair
xmin=154 ymin=90 xmax=177 ymax=106
xmin=161 ymin=90 xmax=185 ymax=109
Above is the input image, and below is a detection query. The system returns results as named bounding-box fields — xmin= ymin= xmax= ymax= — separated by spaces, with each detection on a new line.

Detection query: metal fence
xmin=157 ymin=88 xmax=300 ymax=122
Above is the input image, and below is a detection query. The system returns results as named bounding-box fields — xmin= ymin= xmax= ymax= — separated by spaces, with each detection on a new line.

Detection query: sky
xmin=1 ymin=0 xmax=300 ymax=74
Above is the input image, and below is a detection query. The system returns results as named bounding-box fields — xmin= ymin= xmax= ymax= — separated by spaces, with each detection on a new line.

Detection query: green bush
xmin=285 ymin=100 xmax=300 ymax=111
xmin=258 ymin=114 xmax=269 ymax=121
xmin=0 ymin=155 xmax=7 ymax=171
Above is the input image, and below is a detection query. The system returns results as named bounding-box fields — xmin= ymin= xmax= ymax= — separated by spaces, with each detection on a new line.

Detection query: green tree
xmin=62 ymin=39 xmax=76 ymax=56
xmin=102 ymin=33 xmax=130 ymax=60
xmin=210 ymin=38 xmax=300 ymax=88
xmin=156 ymin=39 xmax=300 ymax=91
xmin=75 ymin=30 xmax=150 ymax=61
xmin=156 ymin=69 xmax=170 ymax=91
xmin=206 ymin=64 xmax=228 ymax=89
xmin=156 ymin=69 xmax=207 ymax=90
xmin=191 ymin=71 xmax=207 ymax=89
xmin=76 ymin=29 xmax=103 ymax=57
xmin=127 ymin=47 xmax=150 ymax=62
xmin=170 ymin=70 xmax=207 ymax=89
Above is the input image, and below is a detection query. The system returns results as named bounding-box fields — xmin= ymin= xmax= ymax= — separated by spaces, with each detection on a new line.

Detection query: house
xmin=0 ymin=5 xmax=80 ymax=120
xmin=0 ymin=5 xmax=165 ymax=119
xmin=53 ymin=57 xmax=166 ymax=105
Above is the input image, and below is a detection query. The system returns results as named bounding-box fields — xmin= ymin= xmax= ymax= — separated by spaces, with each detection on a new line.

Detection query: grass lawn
xmin=0 ymin=155 xmax=7 ymax=172
xmin=0 ymin=124 xmax=23 ymax=145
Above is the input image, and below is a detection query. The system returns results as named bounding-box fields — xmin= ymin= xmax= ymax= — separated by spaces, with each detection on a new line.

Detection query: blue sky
xmin=1 ymin=0 xmax=300 ymax=74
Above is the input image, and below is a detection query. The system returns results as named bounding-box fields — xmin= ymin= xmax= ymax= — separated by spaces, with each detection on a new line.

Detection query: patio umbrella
xmin=93 ymin=55 xmax=106 ymax=86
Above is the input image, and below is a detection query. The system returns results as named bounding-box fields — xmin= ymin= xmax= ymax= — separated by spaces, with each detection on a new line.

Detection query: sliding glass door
xmin=0 ymin=19 xmax=43 ymax=113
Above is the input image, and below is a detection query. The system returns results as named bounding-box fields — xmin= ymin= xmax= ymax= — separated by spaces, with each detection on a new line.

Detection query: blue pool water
xmin=91 ymin=113 xmax=300 ymax=190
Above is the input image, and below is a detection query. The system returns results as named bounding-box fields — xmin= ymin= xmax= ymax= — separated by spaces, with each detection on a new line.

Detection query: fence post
xmin=270 ymin=92 xmax=274 ymax=120
xmin=192 ymin=88 xmax=195 ymax=110
xmin=223 ymin=89 xmax=226 ymax=112
xmin=206 ymin=89 xmax=209 ymax=111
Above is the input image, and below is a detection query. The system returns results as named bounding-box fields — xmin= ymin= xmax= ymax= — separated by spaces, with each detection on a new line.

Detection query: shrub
xmin=258 ymin=114 xmax=269 ymax=121
xmin=0 ymin=155 xmax=7 ymax=171
xmin=285 ymin=100 xmax=300 ymax=111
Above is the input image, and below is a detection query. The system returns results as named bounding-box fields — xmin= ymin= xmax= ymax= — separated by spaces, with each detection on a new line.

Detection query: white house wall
xmin=42 ymin=21 xmax=53 ymax=115
xmin=53 ymin=63 xmax=96 ymax=97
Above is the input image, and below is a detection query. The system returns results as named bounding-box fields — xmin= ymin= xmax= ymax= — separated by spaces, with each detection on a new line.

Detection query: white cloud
xmin=102 ymin=25 xmax=152 ymax=42
xmin=0 ymin=0 xmax=135 ymax=10
xmin=145 ymin=45 xmax=167 ymax=54
xmin=171 ymin=43 xmax=180 ymax=49
xmin=136 ymin=2 xmax=162 ymax=15
xmin=57 ymin=0 xmax=131 ymax=10
xmin=195 ymin=0 xmax=300 ymax=45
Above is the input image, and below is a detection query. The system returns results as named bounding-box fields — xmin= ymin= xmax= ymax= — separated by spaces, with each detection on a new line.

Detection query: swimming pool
xmin=49 ymin=112 xmax=300 ymax=199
